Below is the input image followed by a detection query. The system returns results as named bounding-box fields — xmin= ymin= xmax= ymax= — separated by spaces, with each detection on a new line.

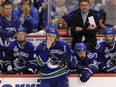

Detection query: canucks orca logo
xmin=47 ymin=54 xmax=60 ymax=69
xmin=13 ymin=56 xmax=27 ymax=69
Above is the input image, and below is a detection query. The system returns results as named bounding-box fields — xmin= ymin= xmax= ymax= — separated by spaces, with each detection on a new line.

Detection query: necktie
xmin=82 ymin=14 xmax=87 ymax=26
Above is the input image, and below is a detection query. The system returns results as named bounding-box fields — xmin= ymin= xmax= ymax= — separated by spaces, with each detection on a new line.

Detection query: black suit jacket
xmin=70 ymin=9 xmax=99 ymax=42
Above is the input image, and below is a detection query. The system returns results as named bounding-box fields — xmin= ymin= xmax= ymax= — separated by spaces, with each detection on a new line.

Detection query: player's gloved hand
xmin=0 ymin=63 xmax=2 ymax=70
xmin=62 ymin=53 xmax=72 ymax=64
xmin=102 ymin=66 xmax=107 ymax=73
xmin=80 ymin=69 xmax=92 ymax=82
xmin=58 ymin=60 xmax=65 ymax=68
xmin=67 ymin=70 xmax=72 ymax=76
xmin=0 ymin=63 xmax=3 ymax=74
xmin=24 ymin=68 xmax=34 ymax=74
xmin=7 ymin=65 xmax=19 ymax=74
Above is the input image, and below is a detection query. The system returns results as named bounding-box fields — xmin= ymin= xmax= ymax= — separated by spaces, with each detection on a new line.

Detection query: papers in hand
xmin=88 ymin=16 xmax=97 ymax=27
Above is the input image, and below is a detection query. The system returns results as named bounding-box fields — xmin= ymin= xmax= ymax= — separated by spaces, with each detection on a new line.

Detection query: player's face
xmin=79 ymin=1 xmax=90 ymax=14
xmin=3 ymin=5 xmax=12 ymax=17
xmin=16 ymin=32 xmax=27 ymax=42
xmin=105 ymin=34 xmax=114 ymax=44
xmin=77 ymin=51 xmax=86 ymax=60
xmin=46 ymin=33 xmax=57 ymax=43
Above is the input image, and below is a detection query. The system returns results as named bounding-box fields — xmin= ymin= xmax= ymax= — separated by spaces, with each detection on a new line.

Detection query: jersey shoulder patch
xmin=87 ymin=53 xmax=94 ymax=59
xmin=95 ymin=44 xmax=101 ymax=50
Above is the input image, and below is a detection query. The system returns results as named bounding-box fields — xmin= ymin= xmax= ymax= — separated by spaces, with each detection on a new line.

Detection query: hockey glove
xmin=0 ymin=63 xmax=3 ymax=74
xmin=80 ymin=69 xmax=92 ymax=82
xmin=62 ymin=53 xmax=72 ymax=64
xmin=58 ymin=60 xmax=65 ymax=68
xmin=24 ymin=68 xmax=34 ymax=74
xmin=67 ymin=70 xmax=71 ymax=76
xmin=7 ymin=65 xmax=19 ymax=74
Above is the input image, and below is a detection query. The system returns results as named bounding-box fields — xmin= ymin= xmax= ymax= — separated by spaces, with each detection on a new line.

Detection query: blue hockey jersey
xmin=71 ymin=50 xmax=98 ymax=74
xmin=4 ymin=41 xmax=38 ymax=74
xmin=95 ymin=41 xmax=116 ymax=73
xmin=35 ymin=40 xmax=77 ymax=82
xmin=0 ymin=44 xmax=4 ymax=73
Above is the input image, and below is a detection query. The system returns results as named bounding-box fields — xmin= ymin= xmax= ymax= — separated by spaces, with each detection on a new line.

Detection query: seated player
xmin=4 ymin=27 xmax=38 ymax=74
xmin=73 ymin=42 xmax=98 ymax=82
xmin=95 ymin=27 xmax=116 ymax=73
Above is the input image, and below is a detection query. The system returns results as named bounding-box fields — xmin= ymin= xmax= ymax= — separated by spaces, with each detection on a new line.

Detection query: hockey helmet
xmin=16 ymin=27 xmax=27 ymax=33
xmin=46 ymin=26 xmax=59 ymax=36
xmin=104 ymin=27 xmax=115 ymax=44
xmin=104 ymin=27 xmax=115 ymax=35
xmin=74 ymin=42 xmax=87 ymax=52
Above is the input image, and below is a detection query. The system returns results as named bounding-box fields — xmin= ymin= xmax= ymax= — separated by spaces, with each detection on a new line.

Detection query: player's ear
xmin=14 ymin=34 xmax=17 ymax=39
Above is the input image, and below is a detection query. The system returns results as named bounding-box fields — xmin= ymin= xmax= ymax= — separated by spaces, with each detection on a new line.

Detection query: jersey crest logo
xmin=87 ymin=53 xmax=94 ymax=59
xmin=47 ymin=54 xmax=59 ymax=69
xmin=13 ymin=46 xmax=19 ymax=52
xmin=95 ymin=44 xmax=100 ymax=49
xmin=13 ymin=56 xmax=27 ymax=69
xmin=104 ymin=47 xmax=110 ymax=53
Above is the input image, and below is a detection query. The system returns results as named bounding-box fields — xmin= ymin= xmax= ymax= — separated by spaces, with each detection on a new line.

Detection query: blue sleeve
xmin=26 ymin=43 xmax=38 ymax=72
xmin=0 ymin=19 xmax=15 ymax=38
xmin=12 ymin=6 xmax=21 ymax=19
xmin=35 ymin=42 xmax=50 ymax=66
xmin=0 ymin=28 xmax=15 ymax=38
xmin=4 ymin=43 xmax=13 ymax=69
xmin=12 ymin=7 xmax=22 ymax=29
xmin=0 ymin=44 xmax=4 ymax=70
xmin=62 ymin=43 xmax=77 ymax=67
xmin=95 ymin=44 xmax=106 ymax=72
xmin=26 ymin=7 xmax=39 ymax=30
xmin=16 ymin=18 xmax=21 ymax=29
xmin=86 ymin=52 xmax=98 ymax=73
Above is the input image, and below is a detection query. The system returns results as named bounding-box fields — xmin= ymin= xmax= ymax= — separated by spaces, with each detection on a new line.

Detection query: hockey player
xmin=73 ymin=42 xmax=98 ymax=82
xmin=95 ymin=27 xmax=116 ymax=73
xmin=0 ymin=44 xmax=4 ymax=74
xmin=35 ymin=26 xmax=77 ymax=87
xmin=4 ymin=27 xmax=38 ymax=74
